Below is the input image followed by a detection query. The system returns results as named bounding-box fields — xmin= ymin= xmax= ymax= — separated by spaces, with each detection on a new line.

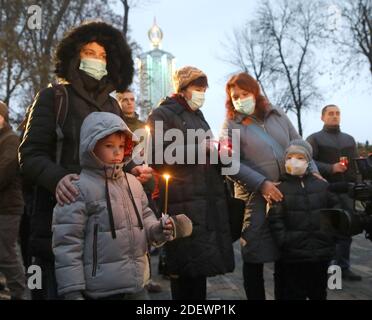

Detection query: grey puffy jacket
xmin=52 ymin=112 xmax=164 ymax=299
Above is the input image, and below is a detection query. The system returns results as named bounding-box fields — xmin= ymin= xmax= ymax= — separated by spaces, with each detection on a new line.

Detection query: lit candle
xmin=143 ymin=126 xmax=151 ymax=167
xmin=163 ymin=174 xmax=170 ymax=216
xmin=340 ymin=156 xmax=349 ymax=168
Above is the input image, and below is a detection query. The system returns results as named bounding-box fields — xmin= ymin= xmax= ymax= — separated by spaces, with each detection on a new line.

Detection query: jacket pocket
xmin=92 ymin=224 xmax=98 ymax=277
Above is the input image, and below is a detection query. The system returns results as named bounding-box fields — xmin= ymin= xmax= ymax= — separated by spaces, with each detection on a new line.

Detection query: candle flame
xmin=163 ymin=174 xmax=171 ymax=180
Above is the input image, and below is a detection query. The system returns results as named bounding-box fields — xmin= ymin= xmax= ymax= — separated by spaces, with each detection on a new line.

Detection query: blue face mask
xmin=232 ymin=96 xmax=256 ymax=115
xmin=79 ymin=58 xmax=108 ymax=81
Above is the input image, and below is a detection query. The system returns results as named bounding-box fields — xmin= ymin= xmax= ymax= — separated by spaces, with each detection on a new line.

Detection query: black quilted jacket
xmin=268 ymin=173 xmax=338 ymax=262
xmin=147 ymin=96 xmax=235 ymax=277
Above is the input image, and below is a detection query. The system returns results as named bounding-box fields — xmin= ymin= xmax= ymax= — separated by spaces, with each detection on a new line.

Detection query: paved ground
xmin=1 ymin=234 xmax=371 ymax=300
xmin=148 ymin=233 xmax=372 ymax=300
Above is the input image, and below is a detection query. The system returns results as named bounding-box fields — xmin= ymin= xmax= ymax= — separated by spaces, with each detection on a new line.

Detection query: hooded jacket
xmin=19 ymin=22 xmax=134 ymax=261
xmin=52 ymin=112 xmax=164 ymax=299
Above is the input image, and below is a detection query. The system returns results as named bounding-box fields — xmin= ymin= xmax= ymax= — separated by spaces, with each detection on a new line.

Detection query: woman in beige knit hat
xmin=147 ymin=66 xmax=235 ymax=300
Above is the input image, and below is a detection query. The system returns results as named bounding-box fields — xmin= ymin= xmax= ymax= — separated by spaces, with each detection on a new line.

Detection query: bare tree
xmin=1 ymin=0 xmax=155 ymax=125
xmin=0 ymin=1 xmax=34 ymax=106
xmin=118 ymin=0 xmax=157 ymax=39
xmin=0 ymin=0 xmax=122 ymax=124
xmin=329 ymin=0 xmax=372 ymax=78
xmin=224 ymin=0 xmax=326 ymax=136
xmin=223 ymin=21 xmax=292 ymax=112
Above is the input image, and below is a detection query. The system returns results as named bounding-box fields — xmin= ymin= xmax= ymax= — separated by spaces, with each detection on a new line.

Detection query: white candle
xmin=163 ymin=174 xmax=170 ymax=216
xmin=143 ymin=126 xmax=151 ymax=167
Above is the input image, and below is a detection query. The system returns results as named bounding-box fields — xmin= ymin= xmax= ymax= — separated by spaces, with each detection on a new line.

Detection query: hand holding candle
xmin=162 ymin=175 xmax=171 ymax=225
xmin=161 ymin=174 xmax=174 ymax=239
xmin=340 ymin=156 xmax=349 ymax=169
xmin=160 ymin=174 xmax=193 ymax=241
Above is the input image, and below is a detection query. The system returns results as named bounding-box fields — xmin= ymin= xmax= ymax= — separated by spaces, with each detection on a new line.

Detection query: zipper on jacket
xmin=92 ymin=223 xmax=98 ymax=277
xmin=300 ymin=178 xmax=312 ymax=230
xmin=123 ymin=192 xmax=136 ymax=259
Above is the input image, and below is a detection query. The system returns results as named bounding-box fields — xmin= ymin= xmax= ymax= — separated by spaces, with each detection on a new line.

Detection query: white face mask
xmin=232 ymin=96 xmax=255 ymax=115
xmin=79 ymin=58 xmax=108 ymax=81
xmin=285 ymin=158 xmax=308 ymax=176
xmin=186 ymin=91 xmax=205 ymax=111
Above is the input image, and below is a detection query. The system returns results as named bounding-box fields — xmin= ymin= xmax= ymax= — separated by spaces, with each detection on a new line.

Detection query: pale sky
xmin=125 ymin=0 xmax=372 ymax=143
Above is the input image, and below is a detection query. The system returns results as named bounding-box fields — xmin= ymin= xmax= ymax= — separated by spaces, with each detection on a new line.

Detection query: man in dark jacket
xmin=147 ymin=66 xmax=234 ymax=300
xmin=0 ymin=101 xmax=25 ymax=300
xmin=269 ymin=140 xmax=337 ymax=300
xmin=19 ymin=22 xmax=152 ymax=299
xmin=307 ymin=105 xmax=361 ymax=281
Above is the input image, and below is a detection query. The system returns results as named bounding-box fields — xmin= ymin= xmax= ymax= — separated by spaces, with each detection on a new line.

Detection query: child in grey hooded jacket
xmin=52 ymin=112 xmax=173 ymax=300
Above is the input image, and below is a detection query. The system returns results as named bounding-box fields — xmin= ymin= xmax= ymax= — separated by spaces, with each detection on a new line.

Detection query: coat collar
xmin=162 ymin=95 xmax=207 ymax=121
xmin=66 ymin=58 xmax=115 ymax=110
xmin=86 ymin=162 xmax=124 ymax=180
xmin=323 ymin=125 xmax=341 ymax=134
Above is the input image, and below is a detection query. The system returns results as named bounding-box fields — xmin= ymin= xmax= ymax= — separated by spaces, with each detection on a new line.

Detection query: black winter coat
xmin=306 ymin=126 xmax=358 ymax=183
xmin=147 ymin=96 xmax=235 ymax=277
xmin=19 ymin=72 xmax=123 ymax=261
xmin=268 ymin=173 xmax=337 ymax=262
xmin=0 ymin=124 xmax=24 ymax=216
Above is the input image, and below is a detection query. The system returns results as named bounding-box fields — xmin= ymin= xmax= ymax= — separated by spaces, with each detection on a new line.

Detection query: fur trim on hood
xmin=54 ymin=21 xmax=134 ymax=91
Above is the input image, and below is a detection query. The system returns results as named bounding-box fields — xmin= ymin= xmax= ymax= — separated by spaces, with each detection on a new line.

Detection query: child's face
xmin=286 ymin=153 xmax=306 ymax=162
xmin=94 ymin=132 xmax=126 ymax=164
xmin=285 ymin=152 xmax=308 ymax=176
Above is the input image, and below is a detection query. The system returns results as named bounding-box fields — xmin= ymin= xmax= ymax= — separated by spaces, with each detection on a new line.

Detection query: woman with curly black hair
xmin=19 ymin=21 xmax=152 ymax=300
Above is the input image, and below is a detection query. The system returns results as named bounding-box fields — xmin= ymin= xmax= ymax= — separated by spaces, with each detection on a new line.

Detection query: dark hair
xmin=54 ymin=21 xmax=134 ymax=91
xmin=225 ymin=72 xmax=269 ymax=121
xmin=182 ymin=76 xmax=209 ymax=91
xmin=116 ymin=89 xmax=133 ymax=97
xmin=322 ymin=104 xmax=339 ymax=116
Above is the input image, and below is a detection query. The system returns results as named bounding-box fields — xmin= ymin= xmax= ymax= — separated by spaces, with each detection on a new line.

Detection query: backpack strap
xmin=51 ymin=84 xmax=69 ymax=165
xmin=17 ymin=92 xmax=41 ymax=134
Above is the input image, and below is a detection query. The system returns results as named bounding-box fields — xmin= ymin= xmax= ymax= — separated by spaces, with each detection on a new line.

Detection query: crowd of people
xmin=0 ymin=21 xmax=364 ymax=300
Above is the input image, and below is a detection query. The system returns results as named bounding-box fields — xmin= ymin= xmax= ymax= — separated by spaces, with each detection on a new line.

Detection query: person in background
xmin=116 ymin=89 xmax=144 ymax=132
xmin=307 ymin=104 xmax=362 ymax=281
xmin=0 ymin=100 xmax=25 ymax=300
